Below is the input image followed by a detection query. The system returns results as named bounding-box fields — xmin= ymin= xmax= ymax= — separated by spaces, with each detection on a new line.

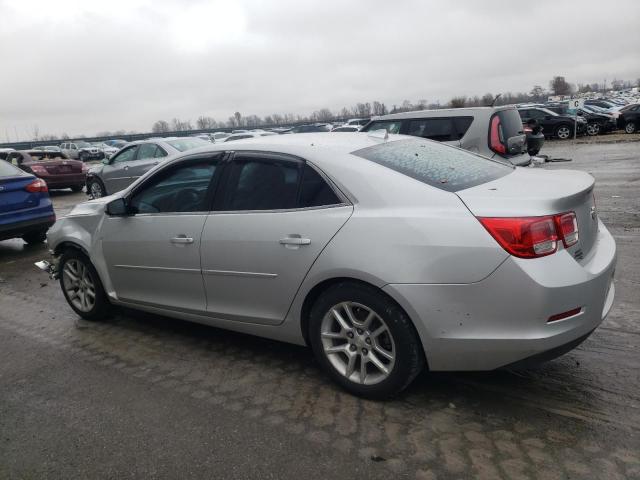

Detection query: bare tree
xmin=152 ymin=120 xmax=170 ymax=133
xmin=549 ymin=76 xmax=572 ymax=96
xmin=448 ymin=96 xmax=467 ymax=108
xmin=529 ymin=85 xmax=545 ymax=101
xmin=233 ymin=112 xmax=243 ymax=127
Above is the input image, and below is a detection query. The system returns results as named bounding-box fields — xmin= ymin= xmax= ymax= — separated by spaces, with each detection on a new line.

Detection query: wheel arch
xmin=299 ymin=277 xmax=427 ymax=368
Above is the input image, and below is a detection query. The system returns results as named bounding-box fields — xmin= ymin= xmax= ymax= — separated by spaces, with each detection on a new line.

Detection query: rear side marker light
xmin=478 ymin=211 xmax=580 ymax=259
xmin=25 ymin=178 xmax=49 ymax=193
xmin=548 ymin=307 xmax=582 ymax=322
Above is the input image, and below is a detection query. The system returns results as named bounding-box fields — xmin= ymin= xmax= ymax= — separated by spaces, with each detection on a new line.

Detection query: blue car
xmin=0 ymin=159 xmax=56 ymax=244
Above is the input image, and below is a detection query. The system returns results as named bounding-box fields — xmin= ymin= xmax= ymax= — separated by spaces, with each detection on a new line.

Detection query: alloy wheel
xmin=89 ymin=181 xmax=104 ymax=198
xmin=557 ymin=126 xmax=571 ymax=139
xmin=62 ymin=259 xmax=96 ymax=312
xmin=625 ymin=122 xmax=636 ymax=134
xmin=320 ymin=301 xmax=396 ymax=385
xmin=586 ymin=123 xmax=600 ymax=136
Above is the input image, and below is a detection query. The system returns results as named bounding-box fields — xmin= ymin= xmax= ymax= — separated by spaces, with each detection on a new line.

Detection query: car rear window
xmin=352 ymin=138 xmax=512 ymax=192
xmin=0 ymin=159 xmax=26 ymax=177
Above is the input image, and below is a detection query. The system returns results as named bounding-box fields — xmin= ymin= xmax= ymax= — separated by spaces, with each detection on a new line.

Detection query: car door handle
xmin=279 ymin=236 xmax=311 ymax=246
xmin=170 ymin=235 xmax=194 ymax=244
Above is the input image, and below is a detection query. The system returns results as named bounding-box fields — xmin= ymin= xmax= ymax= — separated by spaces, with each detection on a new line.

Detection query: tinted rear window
xmin=352 ymin=138 xmax=512 ymax=192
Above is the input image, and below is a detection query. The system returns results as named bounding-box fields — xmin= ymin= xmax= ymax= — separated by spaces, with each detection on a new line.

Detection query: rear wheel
xmin=22 ymin=230 xmax=47 ymax=245
xmin=309 ymin=282 xmax=424 ymax=399
xmin=59 ymin=249 xmax=112 ymax=321
xmin=555 ymin=125 xmax=572 ymax=140
xmin=70 ymin=184 xmax=83 ymax=193
xmin=88 ymin=179 xmax=106 ymax=198
xmin=625 ymin=122 xmax=637 ymax=134
xmin=586 ymin=123 xmax=600 ymax=136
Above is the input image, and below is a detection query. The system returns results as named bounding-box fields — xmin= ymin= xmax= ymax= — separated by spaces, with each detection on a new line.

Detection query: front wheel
xmin=555 ymin=125 xmax=572 ymax=140
xmin=87 ymin=179 xmax=106 ymax=199
xmin=59 ymin=249 xmax=112 ymax=321
xmin=625 ymin=122 xmax=637 ymax=134
xmin=586 ymin=123 xmax=600 ymax=136
xmin=309 ymin=282 xmax=424 ymax=399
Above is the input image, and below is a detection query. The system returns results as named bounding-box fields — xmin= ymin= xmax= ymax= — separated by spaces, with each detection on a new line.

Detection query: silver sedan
xmin=42 ymin=133 xmax=616 ymax=398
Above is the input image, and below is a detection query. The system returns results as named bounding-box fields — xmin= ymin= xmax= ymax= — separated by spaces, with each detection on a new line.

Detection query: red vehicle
xmin=5 ymin=150 xmax=87 ymax=192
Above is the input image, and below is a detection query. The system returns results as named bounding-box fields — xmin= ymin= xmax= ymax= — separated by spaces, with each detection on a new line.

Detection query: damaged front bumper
xmin=35 ymin=254 xmax=60 ymax=279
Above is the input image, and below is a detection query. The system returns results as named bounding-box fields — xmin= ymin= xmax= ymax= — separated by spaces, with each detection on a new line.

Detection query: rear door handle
xmin=279 ymin=236 xmax=311 ymax=246
xmin=171 ymin=235 xmax=194 ymax=244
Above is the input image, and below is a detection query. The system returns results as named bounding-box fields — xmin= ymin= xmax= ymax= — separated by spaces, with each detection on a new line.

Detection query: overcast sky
xmin=1 ymin=0 xmax=639 ymax=140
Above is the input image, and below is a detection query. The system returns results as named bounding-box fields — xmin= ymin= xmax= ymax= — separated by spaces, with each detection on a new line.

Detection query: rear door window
xmin=136 ymin=143 xmax=159 ymax=160
xmin=352 ymin=138 xmax=512 ymax=192
xmin=298 ymin=165 xmax=341 ymax=207
xmin=453 ymin=117 xmax=473 ymax=139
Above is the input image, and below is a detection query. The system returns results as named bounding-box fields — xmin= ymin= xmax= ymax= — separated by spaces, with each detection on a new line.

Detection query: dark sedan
xmin=6 ymin=150 xmax=87 ymax=192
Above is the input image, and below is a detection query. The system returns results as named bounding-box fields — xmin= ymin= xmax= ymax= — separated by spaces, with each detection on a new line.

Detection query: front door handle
xmin=171 ymin=235 xmax=194 ymax=244
xmin=279 ymin=236 xmax=311 ymax=246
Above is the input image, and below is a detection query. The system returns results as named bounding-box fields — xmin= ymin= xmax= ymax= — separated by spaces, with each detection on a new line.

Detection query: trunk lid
xmin=456 ymin=168 xmax=598 ymax=261
xmin=0 ymin=175 xmax=38 ymax=213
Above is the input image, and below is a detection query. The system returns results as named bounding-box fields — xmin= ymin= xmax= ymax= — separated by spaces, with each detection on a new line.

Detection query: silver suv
xmin=60 ymin=141 xmax=105 ymax=162
xmin=361 ymin=106 xmax=529 ymax=166
xmin=85 ymin=137 xmax=210 ymax=198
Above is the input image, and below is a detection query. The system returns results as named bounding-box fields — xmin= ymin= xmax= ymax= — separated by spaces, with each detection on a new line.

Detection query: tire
xmin=625 ymin=122 xmax=637 ymax=134
xmin=59 ymin=249 xmax=112 ymax=321
xmin=70 ymin=184 xmax=83 ymax=193
xmin=22 ymin=229 xmax=47 ymax=245
xmin=555 ymin=125 xmax=572 ymax=140
xmin=308 ymin=282 xmax=425 ymax=399
xmin=586 ymin=123 xmax=600 ymax=136
xmin=87 ymin=178 xmax=106 ymax=198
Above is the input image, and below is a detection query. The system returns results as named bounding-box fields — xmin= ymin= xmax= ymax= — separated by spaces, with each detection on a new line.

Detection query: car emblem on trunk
xmin=590 ymin=206 xmax=597 ymax=220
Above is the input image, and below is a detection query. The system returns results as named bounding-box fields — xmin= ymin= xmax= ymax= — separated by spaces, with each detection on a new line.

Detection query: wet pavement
xmin=1 ymin=142 xmax=639 ymax=479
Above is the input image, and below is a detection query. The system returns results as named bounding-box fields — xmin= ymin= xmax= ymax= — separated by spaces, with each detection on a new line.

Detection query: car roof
xmin=372 ymin=106 xmax=515 ymax=120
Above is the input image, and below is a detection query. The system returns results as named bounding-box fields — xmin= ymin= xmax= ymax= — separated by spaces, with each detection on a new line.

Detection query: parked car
xmin=42 ymin=133 xmax=616 ymax=398
xmin=287 ymin=124 xmax=333 ymax=133
xmin=617 ymin=103 xmax=640 ymax=134
xmin=60 ymin=141 xmax=105 ymax=161
xmin=0 ymin=159 xmax=55 ymax=244
xmin=361 ymin=106 xmax=529 ymax=166
xmin=517 ymin=107 xmax=586 ymax=140
xmin=85 ymin=137 xmax=210 ymax=198
xmin=103 ymin=139 xmax=128 ymax=148
xmin=96 ymin=142 xmax=121 ymax=159
xmin=212 ymin=132 xmax=231 ymax=143
xmin=5 ymin=150 xmax=87 ymax=192
xmin=0 ymin=148 xmax=15 ymax=161
xmin=332 ymin=126 xmax=360 ymax=132
xmin=544 ymin=104 xmax=616 ymax=136
xmin=345 ymin=118 xmax=370 ymax=127
xmin=224 ymin=132 xmax=278 ymax=142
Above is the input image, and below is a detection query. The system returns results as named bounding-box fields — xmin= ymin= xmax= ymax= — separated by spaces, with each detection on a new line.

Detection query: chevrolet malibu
xmin=41 ymin=133 xmax=616 ymax=398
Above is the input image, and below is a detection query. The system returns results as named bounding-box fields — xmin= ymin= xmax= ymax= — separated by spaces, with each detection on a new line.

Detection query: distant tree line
xmin=14 ymin=75 xmax=638 ymax=142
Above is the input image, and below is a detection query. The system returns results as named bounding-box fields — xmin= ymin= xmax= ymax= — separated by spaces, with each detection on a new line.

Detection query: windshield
xmin=539 ymin=108 xmax=558 ymax=116
xmin=167 ymin=137 xmax=210 ymax=152
xmin=76 ymin=141 xmax=91 ymax=148
xmin=352 ymin=138 xmax=512 ymax=192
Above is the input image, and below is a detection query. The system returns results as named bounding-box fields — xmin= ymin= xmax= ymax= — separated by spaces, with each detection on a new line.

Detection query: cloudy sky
xmin=1 ymin=0 xmax=638 ymax=140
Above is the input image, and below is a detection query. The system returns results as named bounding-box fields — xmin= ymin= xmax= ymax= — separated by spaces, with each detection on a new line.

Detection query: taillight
xmin=478 ymin=211 xmax=580 ymax=259
xmin=489 ymin=115 xmax=506 ymax=154
xmin=25 ymin=178 xmax=48 ymax=193
xmin=555 ymin=212 xmax=579 ymax=247
xmin=30 ymin=165 xmax=47 ymax=174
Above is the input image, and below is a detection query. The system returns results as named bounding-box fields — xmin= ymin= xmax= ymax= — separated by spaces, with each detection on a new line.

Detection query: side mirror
xmin=105 ymin=197 xmax=131 ymax=216
xmin=102 ymin=158 xmax=109 ymax=165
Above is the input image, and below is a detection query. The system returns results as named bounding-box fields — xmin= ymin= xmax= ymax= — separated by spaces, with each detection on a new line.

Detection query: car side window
xmin=70 ymin=144 xmax=77 ymax=150
xmin=452 ymin=117 xmax=473 ymax=140
xmin=223 ymin=157 xmax=300 ymax=211
xmin=409 ymin=119 xmax=454 ymax=142
xmin=111 ymin=146 xmax=138 ymax=164
xmin=129 ymin=161 xmax=218 ymax=214
xmin=529 ymin=109 xmax=545 ymax=120
xmin=136 ymin=143 xmax=158 ymax=160
xmin=298 ymin=165 xmax=341 ymax=208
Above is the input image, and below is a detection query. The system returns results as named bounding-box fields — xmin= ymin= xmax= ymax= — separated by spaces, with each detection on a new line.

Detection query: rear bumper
xmin=0 ymin=216 xmax=55 ymax=241
xmin=383 ymin=219 xmax=616 ymax=371
xmin=40 ymin=173 xmax=86 ymax=188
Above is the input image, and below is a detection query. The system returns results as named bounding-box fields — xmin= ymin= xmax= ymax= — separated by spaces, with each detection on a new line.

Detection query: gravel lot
xmin=1 ymin=141 xmax=639 ymax=479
